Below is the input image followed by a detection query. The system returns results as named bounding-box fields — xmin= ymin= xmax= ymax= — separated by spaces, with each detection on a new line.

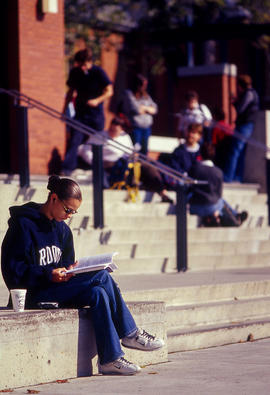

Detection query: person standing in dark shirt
xmin=224 ymin=74 xmax=259 ymax=183
xmin=62 ymin=48 xmax=113 ymax=175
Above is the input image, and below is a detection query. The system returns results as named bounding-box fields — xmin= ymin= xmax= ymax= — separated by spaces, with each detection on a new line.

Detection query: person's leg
xmin=223 ymin=123 xmax=254 ymax=182
xmin=131 ymin=127 xmax=143 ymax=151
xmin=221 ymin=199 xmax=248 ymax=226
xmin=234 ymin=144 xmax=247 ymax=182
xmin=28 ymin=271 xmax=137 ymax=365
xmin=62 ymin=128 xmax=86 ymax=173
xmin=88 ymin=286 xmax=125 ymax=364
xmin=189 ymin=198 xmax=224 ymax=217
xmin=140 ymin=127 xmax=151 ymax=155
xmin=140 ymin=164 xmax=164 ymax=193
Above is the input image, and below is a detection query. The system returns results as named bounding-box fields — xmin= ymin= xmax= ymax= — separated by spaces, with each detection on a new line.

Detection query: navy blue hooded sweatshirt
xmin=1 ymin=202 xmax=75 ymax=291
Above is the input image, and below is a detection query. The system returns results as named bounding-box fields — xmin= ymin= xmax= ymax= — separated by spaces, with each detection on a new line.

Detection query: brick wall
xmin=15 ymin=0 xmax=66 ymax=174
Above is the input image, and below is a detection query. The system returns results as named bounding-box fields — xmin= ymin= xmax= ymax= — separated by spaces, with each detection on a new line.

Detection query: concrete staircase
xmin=1 ymin=175 xmax=270 ymax=388
xmin=117 ymin=272 xmax=270 ymax=353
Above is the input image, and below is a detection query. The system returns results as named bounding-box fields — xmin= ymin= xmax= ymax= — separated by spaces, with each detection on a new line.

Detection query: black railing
xmin=1 ymin=88 xmax=209 ymax=272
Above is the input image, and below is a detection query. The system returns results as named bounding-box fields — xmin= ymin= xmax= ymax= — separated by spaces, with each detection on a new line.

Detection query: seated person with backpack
xmin=159 ymin=123 xmax=202 ymax=190
xmin=188 ymin=142 xmax=248 ymax=227
xmin=78 ymin=116 xmax=173 ymax=203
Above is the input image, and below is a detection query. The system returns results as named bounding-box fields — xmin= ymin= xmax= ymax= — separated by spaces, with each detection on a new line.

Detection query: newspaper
xmin=65 ymin=252 xmax=118 ymax=274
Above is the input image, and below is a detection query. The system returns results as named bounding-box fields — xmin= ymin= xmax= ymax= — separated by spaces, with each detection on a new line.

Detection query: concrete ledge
xmin=0 ymin=301 xmax=167 ymax=390
xmin=177 ymin=63 xmax=237 ymax=77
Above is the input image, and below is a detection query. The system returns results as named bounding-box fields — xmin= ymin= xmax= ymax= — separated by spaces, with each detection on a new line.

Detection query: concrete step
xmin=166 ymin=296 xmax=270 ymax=329
xmin=68 ymin=209 xmax=267 ymax=231
xmin=0 ymin=301 xmax=167 ymax=389
xmin=75 ymin=239 xmax=270 ymax=259
xmin=113 ymin=253 xmax=270 ymax=274
xmin=121 ymin=277 xmax=270 ymax=306
xmin=0 ymin=181 xmax=264 ymax=213
xmin=73 ymin=228 xmax=270 ymax=248
xmin=167 ymin=318 xmax=270 ymax=352
xmin=119 ymin=272 xmax=270 ymax=352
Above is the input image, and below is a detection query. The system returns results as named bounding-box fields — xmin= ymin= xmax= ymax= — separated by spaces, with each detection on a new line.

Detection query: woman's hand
xmin=87 ymin=98 xmax=100 ymax=107
xmin=67 ymin=261 xmax=79 ymax=272
xmin=51 ymin=267 xmax=73 ymax=283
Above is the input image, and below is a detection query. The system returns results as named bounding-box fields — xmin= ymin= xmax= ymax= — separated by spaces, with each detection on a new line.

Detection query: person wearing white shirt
xmin=177 ymin=90 xmax=212 ymax=140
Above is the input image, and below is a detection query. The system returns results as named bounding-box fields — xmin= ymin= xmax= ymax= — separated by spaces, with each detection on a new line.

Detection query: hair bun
xmin=47 ymin=175 xmax=61 ymax=192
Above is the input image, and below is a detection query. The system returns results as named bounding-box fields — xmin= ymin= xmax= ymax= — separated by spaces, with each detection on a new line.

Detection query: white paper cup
xmin=10 ymin=289 xmax=27 ymax=312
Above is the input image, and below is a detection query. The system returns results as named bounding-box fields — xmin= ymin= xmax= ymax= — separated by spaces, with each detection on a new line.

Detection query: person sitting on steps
xmin=1 ymin=175 xmax=165 ymax=375
xmin=78 ymin=116 xmax=174 ymax=203
xmin=188 ymin=142 xmax=248 ymax=227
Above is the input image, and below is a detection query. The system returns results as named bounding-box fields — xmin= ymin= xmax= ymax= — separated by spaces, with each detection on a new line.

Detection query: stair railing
xmin=1 ymin=88 xmax=209 ymax=272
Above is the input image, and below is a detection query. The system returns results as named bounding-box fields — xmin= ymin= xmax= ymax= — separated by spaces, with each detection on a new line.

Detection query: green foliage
xmin=238 ymin=0 xmax=270 ymax=23
xmin=64 ymin=0 xmax=270 ymax=72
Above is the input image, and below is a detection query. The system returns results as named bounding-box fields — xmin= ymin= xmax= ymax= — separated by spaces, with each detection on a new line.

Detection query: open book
xmin=66 ymin=252 xmax=118 ymax=275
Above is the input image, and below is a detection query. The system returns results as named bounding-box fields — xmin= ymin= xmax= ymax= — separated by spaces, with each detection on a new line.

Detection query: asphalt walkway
xmin=8 ymin=338 xmax=270 ymax=394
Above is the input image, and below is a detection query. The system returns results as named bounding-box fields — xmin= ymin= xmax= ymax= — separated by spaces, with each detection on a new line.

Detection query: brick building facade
xmin=0 ymin=0 xmax=123 ymax=175
xmin=0 ymin=0 xmax=66 ymax=175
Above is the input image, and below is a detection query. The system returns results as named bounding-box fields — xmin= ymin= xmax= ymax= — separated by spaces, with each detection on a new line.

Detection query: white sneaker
xmin=122 ymin=328 xmax=165 ymax=351
xmin=99 ymin=357 xmax=141 ymax=375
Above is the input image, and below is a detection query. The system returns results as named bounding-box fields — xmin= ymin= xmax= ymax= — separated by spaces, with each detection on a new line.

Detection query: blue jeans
xmin=189 ymin=197 xmax=225 ymax=217
xmin=223 ymin=122 xmax=254 ymax=182
xmin=131 ymin=127 xmax=151 ymax=155
xmin=189 ymin=198 xmax=237 ymax=218
xmin=62 ymin=114 xmax=104 ymax=172
xmin=27 ymin=270 xmax=137 ymax=365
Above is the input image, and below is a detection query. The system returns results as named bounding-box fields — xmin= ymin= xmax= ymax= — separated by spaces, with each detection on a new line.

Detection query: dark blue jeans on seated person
xmin=26 ymin=270 xmax=137 ymax=365
xmin=189 ymin=198 xmax=237 ymax=218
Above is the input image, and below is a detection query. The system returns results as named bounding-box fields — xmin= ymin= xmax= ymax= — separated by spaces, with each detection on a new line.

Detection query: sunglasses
xmin=60 ymin=200 xmax=78 ymax=215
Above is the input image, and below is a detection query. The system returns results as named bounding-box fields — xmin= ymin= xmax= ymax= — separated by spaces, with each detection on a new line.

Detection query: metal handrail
xmin=0 ymin=88 xmax=206 ymax=186
xmin=0 ymin=87 xmax=209 ymax=272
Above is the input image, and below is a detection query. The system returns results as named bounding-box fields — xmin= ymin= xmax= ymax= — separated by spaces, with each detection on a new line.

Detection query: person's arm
xmin=1 ymin=220 xmax=76 ymax=288
xmin=140 ymin=96 xmax=158 ymax=115
xmin=62 ymin=87 xmax=76 ymax=114
xmin=1 ymin=221 xmax=56 ymax=289
xmin=200 ymin=104 xmax=212 ymax=126
xmin=87 ymin=84 xmax=114 ymax=107
xmin=234 ymin=90 xmax=255 ymax=115
xmin=140 ymin=104 xmax=157 ymax=115
xmin=124 ymin=90 xmax=141 ymax=115
xmin=50 ymin=226 xmax=76 ymax=283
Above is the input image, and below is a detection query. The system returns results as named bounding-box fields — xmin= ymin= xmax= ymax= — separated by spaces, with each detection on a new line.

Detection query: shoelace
xmin=138 ymin=329 xmax=155 ymax=341
xmin=116 ymin=357 xmax=133 ymax=366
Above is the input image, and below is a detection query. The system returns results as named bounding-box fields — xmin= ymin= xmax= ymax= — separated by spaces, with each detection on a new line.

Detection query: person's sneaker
xmin=99 ymin=357 xmax=141 ymax=375
xmin=236 ymin=210 xmax=248 ymax=225
xmin=122 ymin=328 xmax=165 ymax=351
xmin=160 ymin=195 xmax=174 ymax=204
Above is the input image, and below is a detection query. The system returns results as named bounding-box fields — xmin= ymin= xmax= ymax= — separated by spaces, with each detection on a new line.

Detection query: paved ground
xmin=6 ymin=338 xmax=270 ymax=394
xmin=2 ymin=269 xmax=270 ymax=394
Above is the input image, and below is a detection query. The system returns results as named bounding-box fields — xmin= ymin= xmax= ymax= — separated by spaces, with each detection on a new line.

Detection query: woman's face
xmin=52 ymin=195 xmax=82 ymax=222
xmin=186 ymin=130 xmax=202 ymax=146
xmin=187 ymin=98 xmax=198 ymax=110
xmin=109 ymin=123 xmax=123 ymax=138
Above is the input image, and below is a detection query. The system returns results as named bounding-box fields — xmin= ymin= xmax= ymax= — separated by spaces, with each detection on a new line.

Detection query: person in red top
xmin=211 ymin=108 xmax=233 ymax=172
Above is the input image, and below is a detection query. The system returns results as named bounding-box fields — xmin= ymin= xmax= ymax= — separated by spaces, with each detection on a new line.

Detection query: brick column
xmin=10 ymin=0 xmax=66 ymax=175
